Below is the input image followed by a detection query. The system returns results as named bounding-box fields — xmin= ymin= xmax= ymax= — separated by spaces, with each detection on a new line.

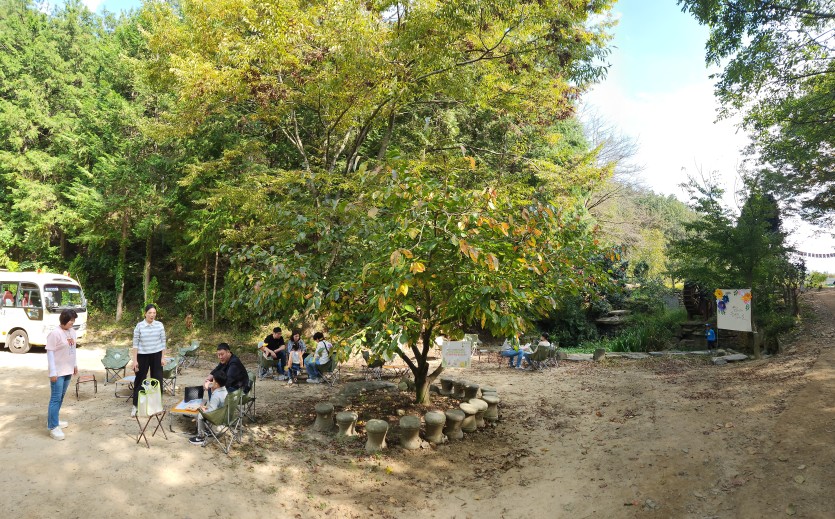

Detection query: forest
xmin=1 ymin=0 xmax=830 ymax=373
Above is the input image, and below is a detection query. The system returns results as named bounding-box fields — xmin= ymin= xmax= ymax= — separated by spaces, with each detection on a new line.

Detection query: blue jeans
xmin=501 ymin=349 xmax=524 ymax=367
xmin=48 ymin=374 xmax=72 ymax=430
xmin=289 ymin=363 xmax=301 ymax=381
xmin=304 ymin=356 xmax=320 ymax=379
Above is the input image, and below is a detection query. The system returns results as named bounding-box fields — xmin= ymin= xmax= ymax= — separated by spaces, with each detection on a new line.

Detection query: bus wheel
xmin=8 ymin=330 xmax=30 ymax=354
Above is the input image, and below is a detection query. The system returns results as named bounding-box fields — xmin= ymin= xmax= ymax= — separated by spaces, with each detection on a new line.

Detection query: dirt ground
xmin=2 ymin=291 xmax=833 ymax=519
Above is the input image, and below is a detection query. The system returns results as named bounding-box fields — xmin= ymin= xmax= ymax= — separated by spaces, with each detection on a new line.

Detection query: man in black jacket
xmin=204 ymin=342 xmax=250 ymax=394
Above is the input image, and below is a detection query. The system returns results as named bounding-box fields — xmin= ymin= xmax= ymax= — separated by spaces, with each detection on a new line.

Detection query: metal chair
xmin=317 ymin=358 xmax=341 ymax=387
xmin=361 ymin=350 xmax=384 ymax=380
xmin=101 ymin=348 xmax=130 ymax=384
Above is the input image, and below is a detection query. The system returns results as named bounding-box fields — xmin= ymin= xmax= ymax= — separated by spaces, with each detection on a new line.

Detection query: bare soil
xmin=1 ymin=291 xmax=833 ymax=518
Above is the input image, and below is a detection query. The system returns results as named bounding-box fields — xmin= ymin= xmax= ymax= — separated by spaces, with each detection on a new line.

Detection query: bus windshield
xmin=43 ymin=284 xmax=87 ymax=312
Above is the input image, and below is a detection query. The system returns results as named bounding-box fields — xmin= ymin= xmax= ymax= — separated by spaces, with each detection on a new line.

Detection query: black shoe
xmin=189 ymin=436 xmax=206 ymax=445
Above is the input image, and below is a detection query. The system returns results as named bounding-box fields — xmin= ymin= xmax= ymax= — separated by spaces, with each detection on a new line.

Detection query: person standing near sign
xmin=131 ymin=304 xmax=167 ymax=417
xmin=705 ymin=324 xmax=717 ymax=353
xmin=46 ymin=309 xmax=79 ymax=440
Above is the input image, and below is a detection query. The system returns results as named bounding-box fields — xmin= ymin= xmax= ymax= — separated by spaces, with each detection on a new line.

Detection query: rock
xmin=713 ymin=358 xmax=728 ymax=366
xmin=722 ymin=354 xmax=749 ymax=362
xmin=593 ymin=348 xmax=606 ymax=361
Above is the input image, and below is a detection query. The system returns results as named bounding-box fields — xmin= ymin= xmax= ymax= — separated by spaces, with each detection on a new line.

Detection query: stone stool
xmin=335 ymin=411 xmax=358 ymax=438
xmin=459 ymin=402 xmax=478 ymax=433
xmin=482 ymin=394 xmax=500 ymax=422
xmin=365 ymin=419 xmax=389 ymax=453
xmin=480 ymin=385 xmax=497 ymax=397
xmin=399 ymin=415 xmax=422 ymax=450
xmin=424 ymin=411 xmax=446 ymax=444
xmin=443 ymin=409 xmax=465 ymax=441
xmin=464 ymin=383 xmax=480 ymax=400
xmin=439 ymin=377 xmax=455 ymax=396
xmin=468 ymin=398 xmax=488 ymax=428
xmin=452 ymin=380 xmax=467 ymax=400
xmin=313 ymin=402 xmax=335 ymax=433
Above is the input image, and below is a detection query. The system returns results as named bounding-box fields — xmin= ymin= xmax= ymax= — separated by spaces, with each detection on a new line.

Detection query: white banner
xmin=715 ymin=288 xmax=752 ymax=332
xmin=441 ymin=340 xmax=472 ymax=368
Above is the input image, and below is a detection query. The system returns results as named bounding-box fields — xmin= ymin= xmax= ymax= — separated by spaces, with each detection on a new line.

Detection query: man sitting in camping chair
xmin=204 ymin=343 xmax=250 ymax=395
xmin=190 ymin=372 xmax=227 ymax=446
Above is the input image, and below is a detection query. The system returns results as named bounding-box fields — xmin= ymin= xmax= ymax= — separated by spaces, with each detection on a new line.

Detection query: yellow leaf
xmin=397 ymin=283 xmax=409 ymax=296
xmin=401 ymin=248 xmax=414 ymax=259
xmin=390 ymin=250 xmax=402 ymax=267
xmin=410 ymin=262 xmax=426 ymax=273
xmin=468 ymin=156 xmax=476 ymax=170
xmin=368 ymin=207 xmax=379 ymax=218
xmin=459 ymin=240 xmax=469 ymax=256
xmin=378 ymin=296 xmax=386 ymax=312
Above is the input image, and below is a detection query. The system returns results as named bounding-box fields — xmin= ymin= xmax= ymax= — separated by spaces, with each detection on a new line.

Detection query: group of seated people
xmin=258 ymin=327 xmax=333 ymax=384
xmin=500 ymin=332 xmax=553 ymax=369
xmin=187 ymin=332 xmax=332 ymax=445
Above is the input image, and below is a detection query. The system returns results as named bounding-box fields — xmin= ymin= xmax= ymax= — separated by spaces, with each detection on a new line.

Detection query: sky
xmin=81 ymin=0 xmax=835 ymax=271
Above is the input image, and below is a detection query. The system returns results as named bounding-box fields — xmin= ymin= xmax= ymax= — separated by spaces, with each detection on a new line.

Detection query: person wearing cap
xmin=204 ymin=343 xmax=250 ymax=394
xmin=260 ymin=327 xmax=287 ymax=380
xmin=705 ymin=324 xmax=717 ymax=353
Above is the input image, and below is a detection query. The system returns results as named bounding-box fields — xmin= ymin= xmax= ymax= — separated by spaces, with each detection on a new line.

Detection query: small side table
xmin=76 ymin=373 xmax=98 ymax=399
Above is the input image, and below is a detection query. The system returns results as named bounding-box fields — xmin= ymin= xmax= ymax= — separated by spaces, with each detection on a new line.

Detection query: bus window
xmin=2 ymin=283 xmax=16 ymax=306
xmin=18 ymin=283 xmax=41 ymax=308
xmin=43 ymin=284 xmax=86 ymax=312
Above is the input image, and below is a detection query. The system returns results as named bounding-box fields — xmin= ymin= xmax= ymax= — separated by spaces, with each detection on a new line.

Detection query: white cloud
xmin=82 ymin=0 xmax=103 ymax=11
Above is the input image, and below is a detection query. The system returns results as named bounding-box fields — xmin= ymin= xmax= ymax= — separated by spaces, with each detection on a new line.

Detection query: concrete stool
xmin=459 ymin=402 xmax=478 ymax=433
xmin=452 ymin=380 xmax=467 ymax=399
xmin=482 ymin=394 xmax=500 ymax=422
xmin=335 ymin=411 xmax=358 ymax=438
xmin=480 ymin=385 xmax=497 ymax=397
xmin=464 ymin=383 xmax=480 ymax=400
xmin=399 ymin=415 xmax=422 ymax=450
xmin=468 ymin=398 xmax=488 ymax=428
xmin=424 ymin=411 xmax=446 ymax=444
xmin=439 ymin=377 xmax=455 ymax=396
xmin=443 ymin=409 xmax=465 ymax=441
xmin=365 ymin=419 xmax=389 ymax=453
xmin=313 ymin=402 xmax=335 ymax=433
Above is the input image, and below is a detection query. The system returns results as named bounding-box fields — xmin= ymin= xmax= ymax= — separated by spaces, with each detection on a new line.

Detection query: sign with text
xmin=441 ymin=340 xmax=472 ymax=368
xmin=715 ymin=288 xmax=752 ymax=332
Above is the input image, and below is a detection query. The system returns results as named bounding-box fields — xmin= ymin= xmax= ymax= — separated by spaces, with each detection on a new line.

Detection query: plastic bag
xmin=137 ymin=378 xmax=163 ymax=416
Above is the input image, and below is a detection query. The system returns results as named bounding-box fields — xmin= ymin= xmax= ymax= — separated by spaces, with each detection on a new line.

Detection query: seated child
xmin=190 ymin=371 xmax=228 ymax=446
xmin=287 ymin=343 xmax=303 ymax=385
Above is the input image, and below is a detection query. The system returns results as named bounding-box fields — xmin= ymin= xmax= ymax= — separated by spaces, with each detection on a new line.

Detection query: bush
xmin=579 ymin=309 xmax=686 ymax=353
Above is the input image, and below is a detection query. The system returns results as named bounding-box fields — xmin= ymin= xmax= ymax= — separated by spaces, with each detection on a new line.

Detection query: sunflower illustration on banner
xmin=715 ymin=289 xmax=752 ymax=332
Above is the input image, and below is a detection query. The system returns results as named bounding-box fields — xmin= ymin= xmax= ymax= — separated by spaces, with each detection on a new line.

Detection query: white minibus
xmin=0 ymin=271 xmax=87 ymax=353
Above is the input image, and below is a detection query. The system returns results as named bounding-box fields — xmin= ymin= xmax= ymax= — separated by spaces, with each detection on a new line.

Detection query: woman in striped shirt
xmin=131 ymin=304 xmax=167 ymax=416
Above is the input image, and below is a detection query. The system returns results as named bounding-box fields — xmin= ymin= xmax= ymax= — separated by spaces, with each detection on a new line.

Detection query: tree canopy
xmin=679 ymin=0 xmax=835 ymax=224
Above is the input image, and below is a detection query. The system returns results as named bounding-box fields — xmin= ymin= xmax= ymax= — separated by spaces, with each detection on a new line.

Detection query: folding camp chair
xmin=257 ymin=344 xmax=281 ymax=380
xmin=101 ymin=348 xmax=130 ymax=385
xmin=200 ymin=389 xmax=243 ymax=454
xmin=362 ymin=350 xmax=385 ymax=380
xmin=526 ymin=345 xmax=558 ymax=371
xmin=177 ymin=340 xmax=200 ymax=371
xmin=162 ymin=360 xmax=178 ymax=396
xmin=317 ymin=358 xmax=340 ymax=387
xmin=240 ymin=371 xmax=257 ymax=423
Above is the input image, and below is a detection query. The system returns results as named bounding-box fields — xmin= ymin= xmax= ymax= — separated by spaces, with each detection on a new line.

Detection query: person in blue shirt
xmin=705 ymin=324 xmax=717 ymax=353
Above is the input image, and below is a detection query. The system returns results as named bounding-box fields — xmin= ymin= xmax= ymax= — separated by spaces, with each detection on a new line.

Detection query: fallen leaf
xmin=794 ymin=475 xmax=805 ymax=484
xmin=786 ymin=503 xmax=796 ymax=516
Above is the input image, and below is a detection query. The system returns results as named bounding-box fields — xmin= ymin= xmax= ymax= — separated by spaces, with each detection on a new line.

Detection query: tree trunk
xmin=203 ymin=255 xmax=209 ymax=321
xmin=143 ymin=231 xmax=152 ymax=303
xmin=410 ymin=329 xmax=444 ymax=404
xmin=211 ymin=249 xmax=219 ymax=324
xmin=115 ymin=215 xmax=129 ymax=321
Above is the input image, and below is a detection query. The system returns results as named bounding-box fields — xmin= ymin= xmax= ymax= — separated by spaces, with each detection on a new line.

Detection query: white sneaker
xmin=287 ymin=379 xmax=293 ymax=385
xmin=307 ymin=378 xmax=321 ymax=384
xmin=277 ymin=375 xmax=286 ymax=381
xmin=58 ymin=420 xmax=68 ymax=428
xmin=50 ymin=427 xmax=65 ymax=441
xmin=130 ymin=406 xmax=138 ymax=417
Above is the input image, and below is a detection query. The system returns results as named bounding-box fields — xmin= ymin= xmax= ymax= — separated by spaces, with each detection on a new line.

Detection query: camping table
xmin=136 ymin=410 xmax=167 ymax=448
xmin=168 ymin=399 xmax=203 ymax=433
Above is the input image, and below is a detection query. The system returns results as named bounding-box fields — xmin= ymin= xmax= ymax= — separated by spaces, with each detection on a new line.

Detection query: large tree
xmin=679 ymin=0 xmax=835 ymax=224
